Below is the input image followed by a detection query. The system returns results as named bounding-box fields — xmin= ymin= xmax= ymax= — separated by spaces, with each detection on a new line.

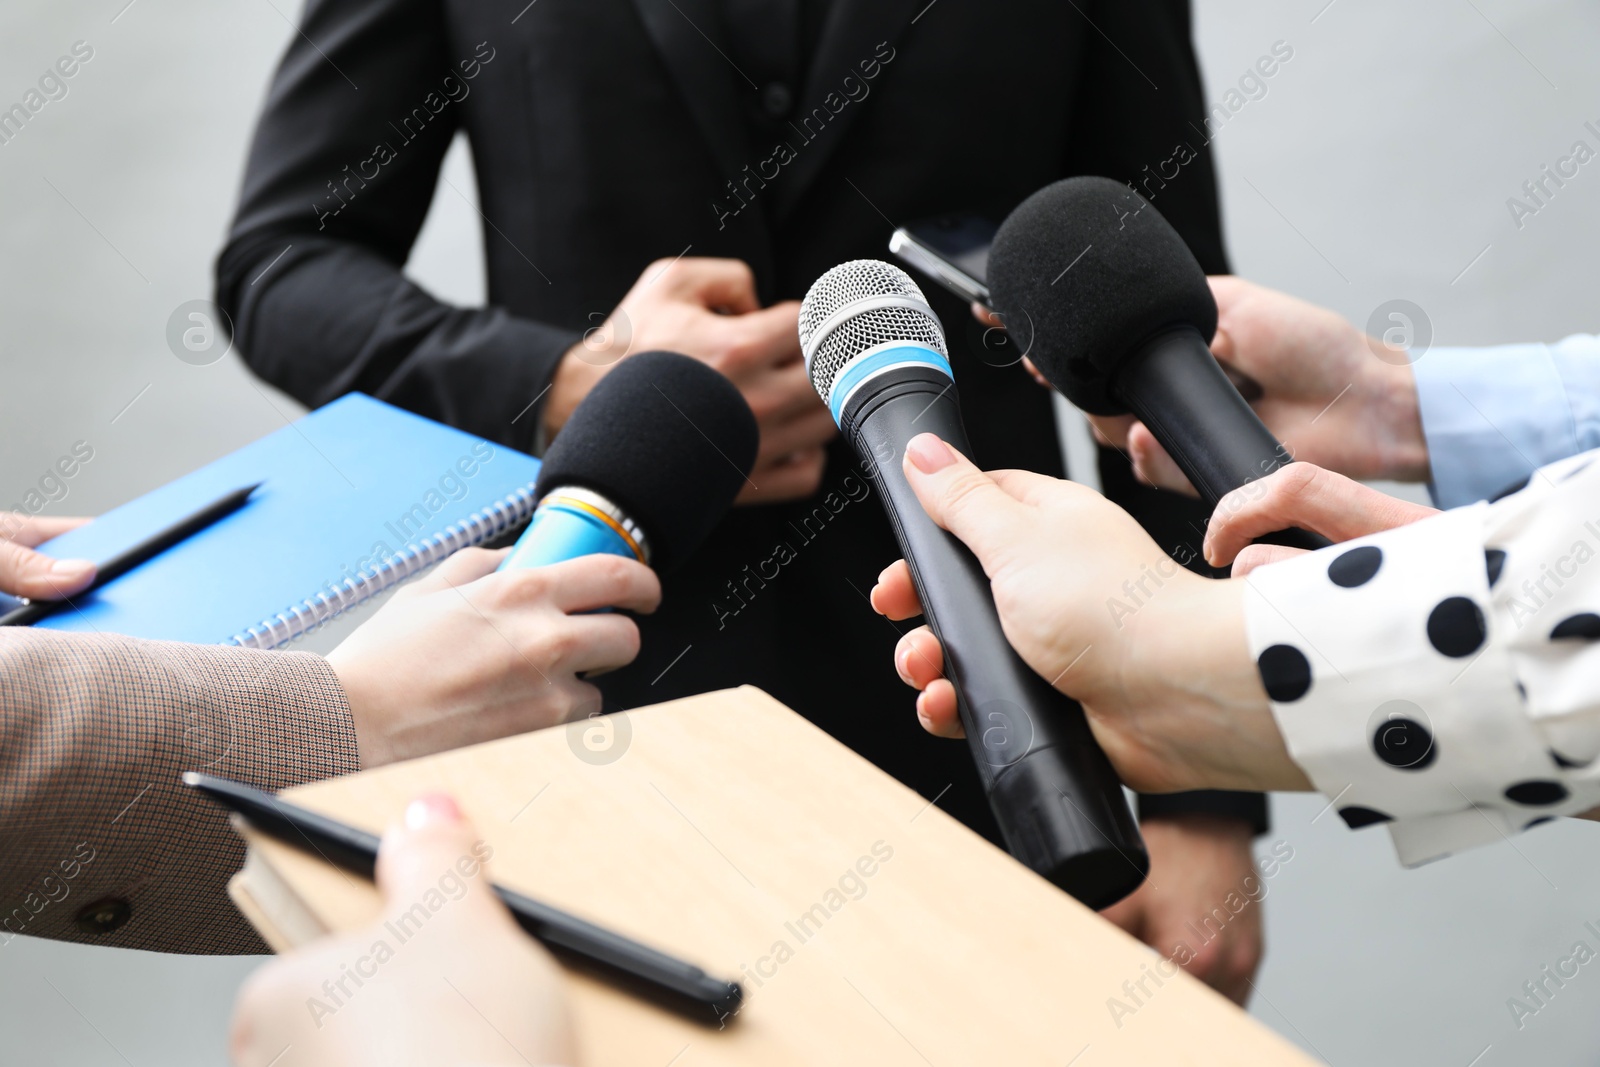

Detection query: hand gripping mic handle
xmin=1114 ymin=325 xmax=1332 ymax=553
xmin=843 ymin=369 xmax=1147 ymax=909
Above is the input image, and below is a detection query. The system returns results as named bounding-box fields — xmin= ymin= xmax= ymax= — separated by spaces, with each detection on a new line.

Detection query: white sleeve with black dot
xmin=1241 ymin=449 xmax=1600 ymax=866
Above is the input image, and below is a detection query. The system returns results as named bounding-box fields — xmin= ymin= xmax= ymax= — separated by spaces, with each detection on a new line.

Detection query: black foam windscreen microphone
xmin=988 ymin=176 xmax=1330 ymax=551
xmin=500 ymin=351 xmax=758 ymax=574
xmin=801 ymin=260 xmax=1147 ymax=909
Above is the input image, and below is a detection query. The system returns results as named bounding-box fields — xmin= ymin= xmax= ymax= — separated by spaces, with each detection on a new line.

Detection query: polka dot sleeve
xmin=1241 ymin=449 xmax=1600 ymax=866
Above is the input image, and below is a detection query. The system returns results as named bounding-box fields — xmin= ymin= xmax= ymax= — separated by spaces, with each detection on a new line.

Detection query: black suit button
xmin=761 ymin=82 xmax=793 ymax=118
xmin=74 ymin=897 xmax=132 ymax=935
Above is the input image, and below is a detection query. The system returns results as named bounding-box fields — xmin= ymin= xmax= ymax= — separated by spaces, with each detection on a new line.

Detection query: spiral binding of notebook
xmin=228 ymin=484 xmax=539 ymax=651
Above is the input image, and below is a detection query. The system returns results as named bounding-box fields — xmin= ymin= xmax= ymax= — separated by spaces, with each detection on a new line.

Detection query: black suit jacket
xmin=218 ymin=0 xmax=1265 ymax=840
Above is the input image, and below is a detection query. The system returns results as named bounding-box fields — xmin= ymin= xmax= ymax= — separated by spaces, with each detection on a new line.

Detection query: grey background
xmin=1 ymin=0 xmax=1597 ymax=1062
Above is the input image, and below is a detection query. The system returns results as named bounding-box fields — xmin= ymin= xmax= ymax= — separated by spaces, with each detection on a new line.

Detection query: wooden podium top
xmin=238 ymin=687 xmax=1315 ymax=1066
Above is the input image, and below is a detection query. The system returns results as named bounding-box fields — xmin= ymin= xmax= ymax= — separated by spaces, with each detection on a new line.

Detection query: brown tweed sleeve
xmin=0 ymin=628 xmax=361 ymax=955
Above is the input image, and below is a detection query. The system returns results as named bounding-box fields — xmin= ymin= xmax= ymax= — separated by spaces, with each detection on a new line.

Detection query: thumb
xmin=386 ymin=546 xmax=503 ymax=605
xmin=376 ymin=795 xmax=503 ymax=927
xmin=0 ymin=539 xmax=96 ymax=601
xmin=427 ymin=546 xmax=505 ymax=587
xmin=670 ymin=258 xmax=760 ymax=314
xmin=1126 ymin=423 xmax=1197 ymax=496
xmin=1231 ymin=543 xmax=1309 ymax=578
xmin=902 ymin=434 xmax=1028 ymax=567
xmin=723 ymin=301 xmax=803 ymax=366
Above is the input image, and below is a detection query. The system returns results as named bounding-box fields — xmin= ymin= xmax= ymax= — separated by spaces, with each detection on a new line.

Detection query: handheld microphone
xmin=988 ymin=176 xmax=1330 ymax=551
xmin=500 ymin=351 xmax=758 ymax=574
xmin=800 ymin=260 xmax=1146 ymax=908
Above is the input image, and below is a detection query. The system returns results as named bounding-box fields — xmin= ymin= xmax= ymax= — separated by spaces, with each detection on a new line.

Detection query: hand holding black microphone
xmin=1090 ymin=275 xmax=1431 ymax=498
xmin=800 ymin=180 xmax=1338 ymax=907
xmin=870 ymin=436 xmax=1309 ymax=797
xmin=986 ymin=177 xmax=1331 ymax=552
xmin=330 ymin=351 xmax=757 ymax=768
xmin=800 ymin=260 xmax=1147 ymax=908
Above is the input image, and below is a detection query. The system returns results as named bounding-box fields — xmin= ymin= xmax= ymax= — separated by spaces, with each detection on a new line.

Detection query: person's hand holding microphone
xmin=1089 ymin=276 xmax=1431 ymax=495
xmin=326 ymin=549 xmax=659 ymax=768
xmin=870 ymin=432 xmax=1309 ymax=795
xmin=340 ymin=349 xmax=757 ymax=768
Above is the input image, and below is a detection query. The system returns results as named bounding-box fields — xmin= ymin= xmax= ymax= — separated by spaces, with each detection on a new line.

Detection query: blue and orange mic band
xmin=498 ymin=486 xmax=650 ymax=572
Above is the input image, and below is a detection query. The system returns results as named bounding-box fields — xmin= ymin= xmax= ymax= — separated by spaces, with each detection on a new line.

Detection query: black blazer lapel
xmin=628 ymin=0 xmax=753 ymax=178
xmin=773 ymin=0 xmax=923 ymax=219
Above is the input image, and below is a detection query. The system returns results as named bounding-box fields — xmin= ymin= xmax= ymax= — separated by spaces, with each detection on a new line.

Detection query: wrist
xmin=1138 ymin=809 xmax=1255 ymax=844
xmin=324 ymin=651 xmax=393 ymax=769
xmin=542 ymin=345 xmax=607 ymax=440
xmin=1121 ymin=577 xmax=1310 ymax=794
xmin=1359 ymin=347 xmax=1429 ymax=483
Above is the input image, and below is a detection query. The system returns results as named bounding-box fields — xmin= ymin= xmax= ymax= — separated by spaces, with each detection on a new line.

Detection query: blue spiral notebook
xmin=29 ymin=394 xmax=541 ymax=648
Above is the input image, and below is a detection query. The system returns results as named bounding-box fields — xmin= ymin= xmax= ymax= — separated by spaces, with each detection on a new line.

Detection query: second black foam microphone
xmin=500 ymin=351 xmax=758 ymax=576
xmin=988 ymin=176 xmax=1329 ymax=552
xmin=800 ymin=260 xmax=1146 ymax=909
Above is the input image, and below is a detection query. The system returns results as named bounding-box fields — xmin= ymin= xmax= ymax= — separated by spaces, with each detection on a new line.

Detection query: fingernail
xmin=897 ymin=646 xmax=913 ymax=683
xmin=906 ymin=434 xmax=956 ymax=474
xmin=405 ymin=793 xmax=461 ymax=830
xmin=50 ymin=558 xmax=94 ymax=578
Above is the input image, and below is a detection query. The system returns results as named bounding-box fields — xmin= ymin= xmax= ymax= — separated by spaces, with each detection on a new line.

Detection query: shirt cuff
xmin=1486 ymin=450 xmax=1600 ymax=778
xmin=1413 ymin=342 xmax=1579 ymax=508
xmin=1241 ymin=505 xmax=1535 ymax=866
xmin=1241 ymin=450 xmax=1600 ymax=867
xmin=1549 ymin=334 xmax=1600 ymax=457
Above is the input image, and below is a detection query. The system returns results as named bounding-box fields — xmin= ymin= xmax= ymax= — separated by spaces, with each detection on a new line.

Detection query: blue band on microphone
xmin=828 ymin=344 xmax=952 ymax=425
xmin=498 ymin=501 xmax=638 ymax=572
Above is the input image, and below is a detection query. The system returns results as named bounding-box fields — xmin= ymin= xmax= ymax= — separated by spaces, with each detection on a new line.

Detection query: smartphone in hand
xmin=889 ymin=213 xmax=997 ymax=309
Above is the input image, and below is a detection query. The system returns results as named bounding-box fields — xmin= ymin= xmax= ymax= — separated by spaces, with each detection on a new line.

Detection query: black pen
xmin=181 ymin=772 xmax=743 ymax=1025
xmin=0 ymin=482 xmax=262 ymax=627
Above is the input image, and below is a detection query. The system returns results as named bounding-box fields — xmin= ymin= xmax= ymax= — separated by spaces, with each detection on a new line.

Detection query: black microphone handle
xmin=841 ymin=366 xmax=1147 ymax=909
xmin=1113 ymin=325 xmax=1332 ymax=552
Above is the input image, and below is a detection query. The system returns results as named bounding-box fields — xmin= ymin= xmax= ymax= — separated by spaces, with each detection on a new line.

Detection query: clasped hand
xmin=544 ymin=257 xmax=837 ymax=504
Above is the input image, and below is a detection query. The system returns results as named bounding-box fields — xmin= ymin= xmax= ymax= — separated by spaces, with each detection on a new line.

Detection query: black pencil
xmin=181 ymin=772 xmax=743 ymax=1025
xmin=0 ymin=482 xmax=262 ymax=627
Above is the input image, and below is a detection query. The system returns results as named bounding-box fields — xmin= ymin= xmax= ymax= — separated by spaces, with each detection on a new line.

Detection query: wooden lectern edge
xmin=230 ymin=685 xmax=1319 ymax=1066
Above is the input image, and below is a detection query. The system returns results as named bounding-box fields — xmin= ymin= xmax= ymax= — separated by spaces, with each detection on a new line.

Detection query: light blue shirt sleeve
xmin=1411 ymin=334 xmax=1600 ymax=509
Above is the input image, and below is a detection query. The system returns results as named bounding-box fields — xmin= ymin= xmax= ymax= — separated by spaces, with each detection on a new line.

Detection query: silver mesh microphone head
xmin=799 ymin=260 xmax=949 ymax=400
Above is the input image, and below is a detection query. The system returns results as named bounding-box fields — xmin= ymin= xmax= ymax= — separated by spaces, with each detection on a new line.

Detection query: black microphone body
xmin=990 ymin=177 xmax=1331 ymax=552
xmin=1121 ymin=325 xmax=1291 ymax=504
xmin=1120 ymin=327 xmax=1326 ymax=551
xmin=802 ymin=263 xmax=1146 ymax=908
xmin=843 ymin=368 xmax=1146 ymax=907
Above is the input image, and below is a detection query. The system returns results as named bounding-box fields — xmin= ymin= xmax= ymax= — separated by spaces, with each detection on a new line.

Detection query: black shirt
xmin=721 ymin=0 xmax=831 ymax=216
